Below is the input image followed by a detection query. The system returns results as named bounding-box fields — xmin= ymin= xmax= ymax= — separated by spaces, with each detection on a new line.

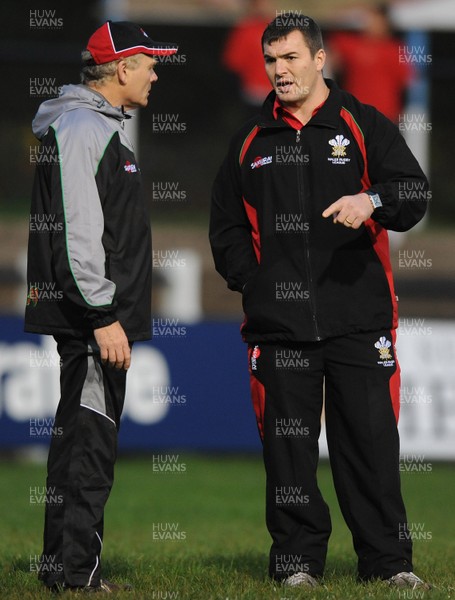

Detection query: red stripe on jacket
xmin=341 ymin=106 xmax=398 ymax=330
xmin=239 ymin=125 xmax=262 ymax=263
xmin=239 ymin=125 xmax=260 ymax=165
xmin=243 ymin=198 xmax=261 ymax=263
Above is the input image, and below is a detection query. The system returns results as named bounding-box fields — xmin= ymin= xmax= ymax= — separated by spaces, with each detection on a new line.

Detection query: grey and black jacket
xmin=25 ymin=84 xmax=152 ymax=341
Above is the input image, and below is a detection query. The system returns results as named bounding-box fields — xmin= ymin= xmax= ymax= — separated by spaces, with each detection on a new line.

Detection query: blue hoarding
xmin=0 ymin=316 xmax=262 ymax=451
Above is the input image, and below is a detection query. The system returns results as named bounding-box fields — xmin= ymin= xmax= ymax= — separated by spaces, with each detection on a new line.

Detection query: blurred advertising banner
xmin=0 ymin=318 xmax=259 ymax=452
xmin=0 ymin=317 xmax=454 ymax=459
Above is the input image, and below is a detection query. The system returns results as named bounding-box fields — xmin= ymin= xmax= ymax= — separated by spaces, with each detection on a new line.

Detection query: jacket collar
xmin=258 ymin=78 xmax=341 ymax=130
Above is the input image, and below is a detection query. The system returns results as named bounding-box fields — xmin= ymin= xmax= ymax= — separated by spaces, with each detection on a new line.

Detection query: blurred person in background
xmin=328 ymin=3 xmax=412 ymax=123
xmin=25 ymin=20 xmax=177 ymax=594
xmin=222 ymin=0 xmax=274 ymax=116
xmin=210 ymin=12 xmax=430 ymax=591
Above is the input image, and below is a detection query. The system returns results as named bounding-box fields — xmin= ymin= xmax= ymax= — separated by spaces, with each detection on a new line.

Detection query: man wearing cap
xmin=25 ymin=21 xmax=177 ymax=593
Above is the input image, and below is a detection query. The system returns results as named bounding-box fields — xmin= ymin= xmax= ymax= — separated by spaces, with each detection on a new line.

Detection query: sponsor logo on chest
xmin=124 ymin=160 xmax=139 ymax=173
xmin=250 ymin=155 xmax=273 ymax=169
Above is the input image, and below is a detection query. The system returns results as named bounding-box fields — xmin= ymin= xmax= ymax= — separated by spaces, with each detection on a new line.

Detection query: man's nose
xmin=275 ymin=59 xmax=289 ymax=77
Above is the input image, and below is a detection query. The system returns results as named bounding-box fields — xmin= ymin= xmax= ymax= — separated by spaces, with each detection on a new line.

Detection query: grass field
xmin=1 ymin=454 xmax=454 ymax=599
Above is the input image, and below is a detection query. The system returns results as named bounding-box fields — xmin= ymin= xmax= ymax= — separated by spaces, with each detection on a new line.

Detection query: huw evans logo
xmin=275 ymin=281 xmax=310 ymax=301
xmin=275 ymin=349 xmax=309 ymax=370
xmin=399 ymin=45 xmax=432 ymax=64
xmin=30 ymin=77 xmax=62 ymax=98
xmin=152 ymin=454 xmax=187 ymax=473
xmin=152 ymin=181 xmax=186 ymax=201
xmin=30 ymin=214 xmax=63 ymax=233
xmin=26 ymin=286 xmax=39 ymax=307
xmin=275 ymin=213 xmax=309 ymax=233
xmin=275 ymin=418 xmax=309 ymax=438
xmin=30 ymin=418 xmax=63 ymax=436
xmin=30 ymin=486 xmax=63 ymax=506
xmin=275 ymin=554 xmax=310 ymax=575
xmin=152 ymin=250 xmax=186 ymax=268
xmin=275 ymin=486 xmax=309 ymax=506
xmin=30 ymin=9 xmax=63 ymax=29
xmin=152 ymin=318 xmax=187 ymax=338
xmin=30 ymin=554 xmax=63 ymax=574
xmin=152 ymin=114 xmax=187 ymax=133
xmin=27 ymin=282 xmax=63 ymax=305
xmin=152 ymin=523 xmax=186 ymax=541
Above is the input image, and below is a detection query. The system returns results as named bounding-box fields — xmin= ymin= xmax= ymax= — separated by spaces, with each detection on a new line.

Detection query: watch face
xmin=368 ymin=192 xmax=382 ymax=208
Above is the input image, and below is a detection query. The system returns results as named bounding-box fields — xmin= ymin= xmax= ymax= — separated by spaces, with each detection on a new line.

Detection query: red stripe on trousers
xmin=248 ymin=346 xmax=265 ymax=441
xmin=389 ymin=328 xmax=401 ymax=423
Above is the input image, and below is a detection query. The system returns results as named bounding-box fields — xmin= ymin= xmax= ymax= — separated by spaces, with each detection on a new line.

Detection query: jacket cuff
xmin=85 ymin=310 xmax=118 ymax=330
xmin=228 ymin=266 xmax=259 ymax=293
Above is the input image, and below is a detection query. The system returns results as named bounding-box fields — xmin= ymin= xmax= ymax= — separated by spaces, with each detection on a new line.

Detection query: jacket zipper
xmin=296 ymin=129 xmax=321 ymax=341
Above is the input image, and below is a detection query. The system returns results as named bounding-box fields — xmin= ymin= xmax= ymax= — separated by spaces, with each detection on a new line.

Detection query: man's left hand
xmin=322 ymin=193 xmax=374 ymax=229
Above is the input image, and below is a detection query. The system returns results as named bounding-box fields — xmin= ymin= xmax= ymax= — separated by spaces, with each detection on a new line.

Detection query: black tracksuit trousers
xmin=39 ymin=336 xmax=127 ymax=589
xmin=247 ymin=329 xmax=413 ymax=581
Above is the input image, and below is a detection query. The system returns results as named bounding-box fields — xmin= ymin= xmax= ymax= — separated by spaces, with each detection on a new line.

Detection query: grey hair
xmin=80 ymin=50 xmax=141 ymax=85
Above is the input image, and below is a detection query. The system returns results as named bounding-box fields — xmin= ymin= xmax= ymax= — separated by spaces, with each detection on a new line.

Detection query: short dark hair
xmin=261 ymin=13 xmax=324 ymax=58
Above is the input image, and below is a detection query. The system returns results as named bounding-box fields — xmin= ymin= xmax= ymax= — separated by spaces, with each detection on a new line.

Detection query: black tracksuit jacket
xmin=210 ymin=79 xmax=429 ymax=343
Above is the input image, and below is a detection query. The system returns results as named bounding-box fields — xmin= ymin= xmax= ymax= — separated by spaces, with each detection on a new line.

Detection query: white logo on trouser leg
xmin=374 ymin=336 xmax=395 ymax=367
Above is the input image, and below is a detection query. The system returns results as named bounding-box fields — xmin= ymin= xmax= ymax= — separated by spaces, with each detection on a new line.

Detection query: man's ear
xmin=117 ymin=59 xmax=128 ymax=85
xmin=315 ymin=48 xmax=326 ymax=72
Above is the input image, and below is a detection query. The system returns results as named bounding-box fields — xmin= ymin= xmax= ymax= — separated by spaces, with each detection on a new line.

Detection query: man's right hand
xmin=94 ymin=321 xmax=131 ymax=370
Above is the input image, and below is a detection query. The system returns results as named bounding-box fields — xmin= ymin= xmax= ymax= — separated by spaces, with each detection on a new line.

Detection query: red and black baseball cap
xmin=87 ymin=20 xmax=178 ymax=65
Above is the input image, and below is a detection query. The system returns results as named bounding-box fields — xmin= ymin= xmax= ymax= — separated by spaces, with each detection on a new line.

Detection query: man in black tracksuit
xmin=210 ymin=14 xmax=430 ymax=589
xmin=25 ymin=21 xmax=177 ymax=593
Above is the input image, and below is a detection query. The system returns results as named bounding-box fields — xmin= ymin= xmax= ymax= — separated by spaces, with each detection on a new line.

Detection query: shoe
xmin=387 ymin=572 xmax=431 ymax=590
xmin=282 ymin=572 xmax=319 ymax=587
xmin=48 ymin=582 xmax=65 ymax=594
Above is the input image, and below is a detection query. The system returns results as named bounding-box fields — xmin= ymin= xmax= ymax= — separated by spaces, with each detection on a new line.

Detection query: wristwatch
xmin=366 ymin=190 xmax=383 ymax=210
